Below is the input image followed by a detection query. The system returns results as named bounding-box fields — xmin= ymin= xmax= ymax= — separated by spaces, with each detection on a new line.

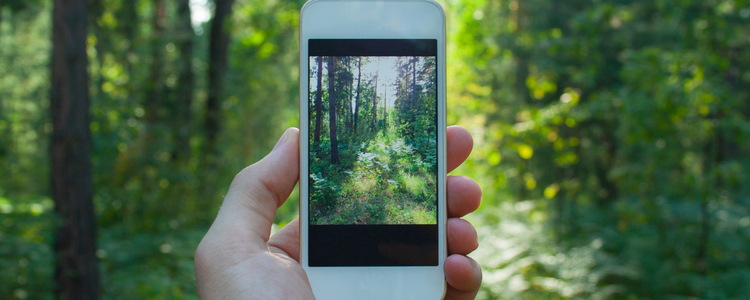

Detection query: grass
xmin=310 ymin=130 xmax=437 ymax=225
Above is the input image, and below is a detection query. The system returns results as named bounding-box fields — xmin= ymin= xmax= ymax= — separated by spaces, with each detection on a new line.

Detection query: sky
xmin=309 ymin=56 xmax=402 ymax=109
xmin=189 ymin=0 xmax=212 ymax=34
xmin=360 ymin=57 xmax=400 ymax=109
xmin=310 ymin=56 xmax=433 ymax=112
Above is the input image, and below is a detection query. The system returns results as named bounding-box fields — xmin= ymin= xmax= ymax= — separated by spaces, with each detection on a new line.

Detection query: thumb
xmin=212 ymin=128 xmax=300 ymax=250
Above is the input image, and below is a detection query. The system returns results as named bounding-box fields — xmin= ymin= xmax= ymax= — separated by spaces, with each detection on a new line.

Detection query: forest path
xmin=317 ymin=131 xmax=437 ymax=225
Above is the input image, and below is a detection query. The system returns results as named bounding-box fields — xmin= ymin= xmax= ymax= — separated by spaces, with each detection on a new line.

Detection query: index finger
xmin=447 ymin=125 xmax=473 ymax=173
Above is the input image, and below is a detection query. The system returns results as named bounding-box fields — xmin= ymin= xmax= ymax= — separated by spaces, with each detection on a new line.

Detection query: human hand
xmin=195 ymin=126 xmax=482 ymax=299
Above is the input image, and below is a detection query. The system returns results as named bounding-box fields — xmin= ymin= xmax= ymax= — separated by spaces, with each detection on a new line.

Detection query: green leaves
xmin=2 ymin=0 xmax=750 ymax=298
xmin=517 ymin=144 xmax=533 ymax=159
xmin=448 ymin=0 xmax=750 ymax=298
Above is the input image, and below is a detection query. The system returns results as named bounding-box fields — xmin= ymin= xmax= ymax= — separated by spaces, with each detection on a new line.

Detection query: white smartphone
xmin=299 ymin=0 xmax=447 ymax=299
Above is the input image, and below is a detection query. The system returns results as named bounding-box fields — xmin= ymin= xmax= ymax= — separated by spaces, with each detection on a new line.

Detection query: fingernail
xmin=273 ymin=129 xmax=289 ymax=152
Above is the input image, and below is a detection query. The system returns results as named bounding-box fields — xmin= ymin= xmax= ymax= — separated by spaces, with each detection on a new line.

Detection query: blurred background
xmin=2 ymin=0 xmax=750 ymax=298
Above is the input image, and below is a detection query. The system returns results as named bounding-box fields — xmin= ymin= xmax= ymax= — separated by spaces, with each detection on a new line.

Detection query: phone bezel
xmin=299 ymin=1 xmax=447 ymax=298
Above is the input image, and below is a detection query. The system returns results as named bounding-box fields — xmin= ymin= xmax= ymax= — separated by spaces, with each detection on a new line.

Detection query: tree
xmin=51 ymin=0 xmax=99 ymax=298
xmin=172 ymin=0 xmax=194 ymax=162
xmin=119 ymin=0 xmax=138 ymax=90
xmin=145 ymin=0 xmax=166 ymax=128
xmin=371 ymin=58 xmax=379 ymax=130
xmin=383 ymin=86 xmax=387 ymax=129
xmin=314 ymin=56 xmax=323 ymax=144
xmin=204 ymin=0 xmax=235 ymax=154
xmin=346 ymin=58 xmax=353 ymax=134
xmin=353 ymin=57 xmax=362 ymax=132
xmin=411 ymin=57 xmax=417 ymax=119
xmin=327 ymin=56 xmax=339 ymax=164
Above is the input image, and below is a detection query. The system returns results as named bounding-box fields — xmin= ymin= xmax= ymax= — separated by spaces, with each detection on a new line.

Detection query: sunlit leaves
xmin=525 ymin=66 xmax=557 ymax=100
xmin=523 ymin=173 xmax=536 ymax=190
xmin=517 ymin=144 xmax=533 ymax=159
xmin=1 ymin=0 xmax=749 ymax=298
xmin=543 ymin=184 xmax=559 ymax=199
xmin=0 ymin=3 xmax=51 ymax=198
xmin=488 ymin=152 xmax=501 ymax=165
xmin=447 ymin=0 xmax=750 ymax=298
xmin=555 ymin=152 xmax=578 ymax=166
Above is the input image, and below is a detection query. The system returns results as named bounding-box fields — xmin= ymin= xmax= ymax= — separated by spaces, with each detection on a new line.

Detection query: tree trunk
xmin=383 ymin=85 xmax=387 ymax=131
xmin=314 ymin=56 xmax=323 ymax=144
xmin=146 ymin=0 xmax=166 ymax=127
xmin=51 ymin=0 xmax=99 ymax=299
xmin=346 ymin=57 xmax=354 ymax=136
xmin=173 ymin=0 xmax=194 ymax=162
xmin=696 ymin=124 xmax=720 ymax=275
xmin=696 ymin=192 xmax=709 ymax=274
xmin=411 ymin=58 xmax=417 ymax=116
xmin=372 ymin=58 xmax=379 ymax=130
xmin=204 ymin=0 xmax=235 ymax=154
xmin=353 ymin=57 xmax=361 ymax=132
xmin=328 ymin=56 xmax=339 ymax=164
xmin=120 ymin=0 xmax=137 ymax=91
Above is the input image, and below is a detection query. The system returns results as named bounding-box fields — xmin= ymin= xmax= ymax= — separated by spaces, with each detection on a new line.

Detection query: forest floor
xmin=311 ymin=131 xmax=437 ymax=225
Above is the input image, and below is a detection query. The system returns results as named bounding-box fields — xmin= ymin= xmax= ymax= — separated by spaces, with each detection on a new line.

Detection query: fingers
xmin=447 ymin=125 xmax=473 ymax=173
xmin=445 ymin=129 xmax=482 ymax=300
xmin=444 ymin=254 xmax=482 ymax=300
xmin=447 ymin=218 xmax=478 ymax=255
xmin=213 ymin=128 xmax=300 ymax=248
xmin=445 ymin=126 xmax=481 ymax=299
xmin=268 ymin=218 xmax=301 ymax=262
xmin=447 ymin=175 xmax=482 ymax=218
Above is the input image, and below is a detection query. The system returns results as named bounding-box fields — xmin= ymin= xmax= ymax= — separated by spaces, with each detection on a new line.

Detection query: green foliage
xmin=97 ymin=221 xmax=204 ymax=299
xmin=0 ymin=198 xmax=55 ymax=300
xmin=2 ymin=0 xmax=750 ymax=298
xmin=0 ymin=4 xmax=51 ymax=200
xmin=447 ymin=0 xmax=750 ymax=298
xmin=313 ymin=133 xmax=436 ymax=224
xmin=0 ymin=7 xmax=56 ymax=298
xmin=1 ymin=0 xmax=303 ymax=298
xmin=309 ymin=56 xmax=438 ymax=225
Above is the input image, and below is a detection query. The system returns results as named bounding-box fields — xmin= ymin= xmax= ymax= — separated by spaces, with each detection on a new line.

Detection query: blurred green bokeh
xmin=1 ymin=0 xmax=749 ymax=298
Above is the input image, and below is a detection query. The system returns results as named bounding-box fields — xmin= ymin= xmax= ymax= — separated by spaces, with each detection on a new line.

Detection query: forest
xmin=308 ymin=56 xmax=438 ymax=225
xmin=1 ymin=0 xmax=750 ymax=299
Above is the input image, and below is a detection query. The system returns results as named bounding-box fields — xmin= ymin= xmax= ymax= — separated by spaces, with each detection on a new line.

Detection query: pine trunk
xmin=372 ymin=58 xmax=379 ymax=130
xmin=353 ymin=57 xmax=362 ymax=132
xmin=121 ymin=0 xmax=137 ymax=91
xmin=204 ymin=0 xmax=235 ymax=154
xmin=411 ymin=58 xmax=417 ymax=123
xmin=51 ymin=0 xmax=99 ymax=298
xmin=173 ymin=0 xmax=195 ymax=162
xmin=346 ymin=59 xmax=353 ymax=135
xmin=314 ymin=56 xmax=323 ymax=144
xmin=146 ymin=0 xmax=166 ymax=127
xmin=328 ymin=56 xmax=339 ymax=164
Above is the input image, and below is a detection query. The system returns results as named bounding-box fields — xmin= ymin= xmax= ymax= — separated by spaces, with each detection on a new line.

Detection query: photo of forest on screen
xmin=308 ymin=56 xmax=437 ymax=225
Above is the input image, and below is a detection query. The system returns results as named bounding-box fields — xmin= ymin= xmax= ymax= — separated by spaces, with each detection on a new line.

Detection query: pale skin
xmin=195 ymin=125 xmax=482 ymax=299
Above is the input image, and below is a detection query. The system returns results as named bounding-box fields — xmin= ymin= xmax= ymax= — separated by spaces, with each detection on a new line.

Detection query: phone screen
xmin=307 ymin=39 xmax=439 ymax=266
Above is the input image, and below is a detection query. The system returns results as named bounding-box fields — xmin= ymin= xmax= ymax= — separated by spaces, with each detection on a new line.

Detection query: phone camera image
xmin=307 ymin=39 xmax=440 ymax=266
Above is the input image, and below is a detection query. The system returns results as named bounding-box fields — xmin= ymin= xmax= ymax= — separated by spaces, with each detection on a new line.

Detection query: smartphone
xmin=299 ymin=0 xmax=447 ymax=299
